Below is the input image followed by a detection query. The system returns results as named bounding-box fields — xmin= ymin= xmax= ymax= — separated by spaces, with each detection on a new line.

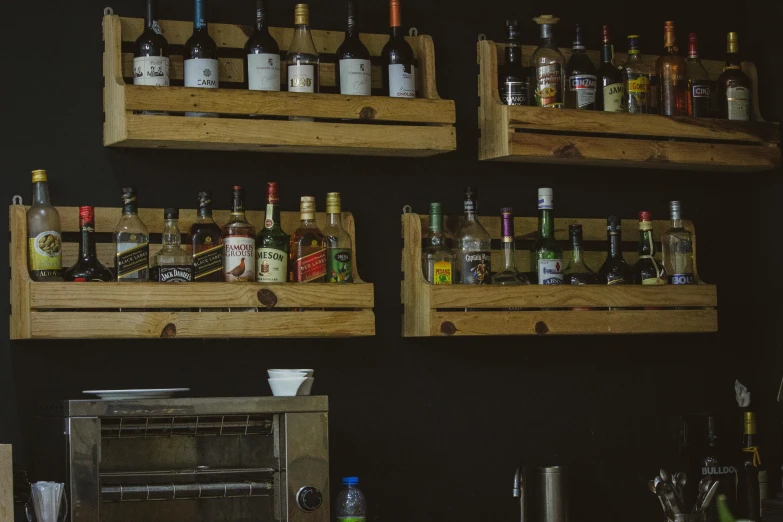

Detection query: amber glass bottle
xmin=656 ymin=21 xmax=687 ymax=117
xmin=289 ymin=196 xmax=327 ymax=283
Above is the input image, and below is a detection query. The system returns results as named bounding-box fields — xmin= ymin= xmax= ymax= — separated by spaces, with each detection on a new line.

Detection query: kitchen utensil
xmin=268 ymin=376 xmax=307 ymax=397
xmin=674 ymin=472 xmax=687 ymax=497
xmin=297 ymin=377 xmax=315 ymax=396
xmin=82 ymin=388 xmax=189 ymax=400
xmin=25 ymin=482 xmax=67 ymax=522
xmin=693 ymin=476 xmax=711 ymax=513
xmin=699 ymin=480 xmax=720 ymax=512
xmin=655 ymin=479 xmax=673 ymax=519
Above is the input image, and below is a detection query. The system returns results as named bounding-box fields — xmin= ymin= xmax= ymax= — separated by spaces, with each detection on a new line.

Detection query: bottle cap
xmin=602 ymin=25 xmax=610 ymax=44
xmin=79 ymin=206 xmax=95 ymax=224
xmin=429 ymin=202 xmax=443 ymax=231
xmin=533 ymin=15 xmax=558 ymax=39
xmin=688 ymin=33 xmax=698 ymax=58
xmin=198 ymin=190 xmax=212 ymax=208
xmin=744 ymin=411 xmax=756 ymax=434
xmin=669 ymin=201 xmax=681 ymax=220
xmin=300 ymin=196 xmax=316 ymax=220
xmin=390 ymin=0 xmax=401 ymax=28
xmin=429 ymin=202 xmax=442 ymax=215
xmin=266 ymin=182 xmax=279 ymax=204
xmin=294 ymin=4 xmax=309 ymax=25
xmin=627 ymin=35 xmax=640 ymax=53
xmin=31 ymin=169 xmax=48 ymax=183
xmin=506 ymin=20 xmax=519 ymax=39
xmin=537 ymin=188 xmax=553 ymax=210
xmin=74 ymin=277 xmax=86 ymax=282
xmin=638 ymin=211 xmax=651 ymax=222
xmin=342 ymin=477 xmax=359 ymax=485
xmin=198 ymin=190 xmax=212 ymax=199
xmin=122 ymin=187 xmax=137 ymax=206
xmin=165 ymin=208 xmax=179 ymax=220
xmin=326 ymin=192 xmax=341 ymax=214
xmin=663 ymin=21 xmax=676 ymax=47
xmin=727 ymin=32 xmax=739 ymax=54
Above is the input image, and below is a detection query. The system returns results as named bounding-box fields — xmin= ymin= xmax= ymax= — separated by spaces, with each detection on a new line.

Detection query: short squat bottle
xmin=336 ymin=477 xmax=366 ymax=522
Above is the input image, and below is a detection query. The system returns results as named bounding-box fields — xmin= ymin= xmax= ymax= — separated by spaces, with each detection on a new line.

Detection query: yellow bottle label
xmin=433 ymin=262 xmax=453 ymax=285
xmin=628 ymin=76 xmax=649 ymax=93
xmin=29 ymin=232 xmax=62 ymax=272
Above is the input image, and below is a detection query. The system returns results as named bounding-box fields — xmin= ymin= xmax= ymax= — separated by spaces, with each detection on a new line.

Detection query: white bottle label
xmin=247 ymin=53 xmax=280 ymax=91
xmin=388 ymin=63 xmax=415 ymax=98
xmin=223 ymin=237 xmax=256 ymax=282
xmin=184 ymin=58 xmax=219 ymax=88
xmin=569 ymin=74 xmax=597 ymax=108
xmin=339 ymin=58 xmax=371 ymax=95
xmin=257 ymin=247 xmax=287 ymax=282
xmin=538 ymin=259 xmax=564 ymax=285
xmin=133 ymin=56 xmax=170 ymax=86
xmin=727 ymin=86 xmax=750 ymax=121
xmin=288 ymin=64 xmax=316 ymax=93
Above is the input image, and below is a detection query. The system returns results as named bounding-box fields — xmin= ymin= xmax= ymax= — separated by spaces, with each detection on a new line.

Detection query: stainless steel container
xmin=32 ymin=397 xmax=329 ymax=522
xmin=539 ymin=466 xmax=568 ymax=522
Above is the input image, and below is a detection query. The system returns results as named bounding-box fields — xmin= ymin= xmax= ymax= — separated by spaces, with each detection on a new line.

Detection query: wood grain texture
xmin=0 ymin=445 xmax=11 ymax=522
xmin=103 ymin=16 xmax=127 ymax=146
xmin=10 ymin=206 xmax=31 ymax=340
xmin=402 ymin=211 xmax=432 ymax=336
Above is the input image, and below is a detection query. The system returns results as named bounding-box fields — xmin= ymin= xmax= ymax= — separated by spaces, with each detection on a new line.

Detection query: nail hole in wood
xmin=161 ymin=323 xmax=177 ymax=338
xmin=440 ymin=321 xmax=457 ymax=336
xmin=359 ymin=107 xmax=377 ymax=120
xmin=257 ymin=289 xmax=278 ymax=308
xmin=535 ymin=321 xmax=549 ymax=335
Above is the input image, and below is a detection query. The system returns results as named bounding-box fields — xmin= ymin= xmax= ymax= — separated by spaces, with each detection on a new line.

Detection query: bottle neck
xmin=538 ymin=209 xmax=554 ymax=239
xmin=146 ymin=0 xmax=155 ymax=28
xmin=194 ymin=0 xmax=207 ymax=30
xmin=328 ymin=210 xmax=342 ymax=227
xmin=571 ymin=241 xmax=584 ymax=265
xmin=80 ymin=222 xmax=96 ymax=260
xmin=390 ymin=26 xmax=403 ymax=38
xmin=671 ymin=218 xmax=683 ymax=229
xmin=726 ymin=52 xmax=742 ymax=68
xmin=32 ymin=182 xmax=51 ymax=205
xmin=123 ymin=203 xmax=138 ymax=216
xmin=300 ymin=214 xmax=316 ymax=227
xmin=346 ymin=11 xmax=358 ymax=38
xmin=502 ymin=241 xmax=516 ymax=270
xmin=429 ymin=214 xmax=444 ymax=244
xmin=265 ymin=201 xmax=281 ymax=230
xmin=162 ymin=219 xmax=181 ymax=247
xmin=255 ymin=2 xmax=267 ymax=32
xmin=639 ymin=228 xmax=655 ymax=256
xmin=627 ymin=50 xmax=641 ymax=62
xmin=607 ymin=232 xmax=621 ymax=258
xmin=601 ymin=43 xmax=614 ymax=65
xmin=198 ymin=206 xmax=213 ymax=219
xmin=506 ymin=39 xmax=521 ymax=66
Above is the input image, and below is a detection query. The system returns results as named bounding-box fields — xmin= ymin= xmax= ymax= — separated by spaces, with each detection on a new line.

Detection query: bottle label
xmin=569 ymin=74 xmax=597 ymax=108
xmin=538 ymin=259 xmax=564 ymax=285
xmin=534 ymin=64 xmax=563 ymax=108
xmin=627 ymin=74 xmax=649 ymax=112
xmin=265 ymin=204 xmax=275 ymax=229
xmin=133 ymin=56 xmax=170 ymax=86
xmin=460 ymin=252 xmax=491 ymax=284
xmin=702 ymin=465 xmax=737 ymax=476
xmin=288 ymin=64 xmax=316 ymax=93
xmin=327 ymin=248 xmax=353 ymax=283
xmin=692 ymin=84 xmax=711 ymax=98
xmin=247 ymin=53 xmax=281 ymax=91
xmin=293 ymin=249 xmax=327 ymax=282
xmin=339 ymin=59 xmax=372 ymax=96
xmin=158 ymin=265 xmax=193 ymax=283
xmin=29 ymin=232 xmax=62 ymax=273
xmin=538 ymin=193 xmax=553 ymax=210
xmin=433 ymin=261 xmax=453 ymax=284
xmin=193 ymin=244 xmax=223 ymax=280
xmin=727 ymin=86 xmax=750 ymax=121
xmin=603 ymin=83 xmax=625 ymax=112
xmin=257 ymin=247 xmax=288 ymax=282
xmin=116 ymin=242 xmax=150 ymax=279
xmin=388 ymin=64 xmax=415 ymax=98
xmin=223 ymin=237 xmax=256 ymax=282
xmin=184 ymin=58 xmax=219 ymax=88
xmin=500 ymin=80 xmax=529 ymax=106
xmin=669 ymin=273 xmax=695 ymax=285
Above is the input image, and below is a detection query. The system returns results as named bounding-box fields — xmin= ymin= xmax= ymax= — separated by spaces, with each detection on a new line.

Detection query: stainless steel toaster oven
xmin=33 ymin=397 xmax=329 ymax=522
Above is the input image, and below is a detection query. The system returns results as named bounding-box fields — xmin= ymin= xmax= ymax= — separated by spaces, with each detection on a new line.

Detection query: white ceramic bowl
xmin=297 ymin=377 xmax=315 ymax=396
xmin=268 ymin=369 xmax=314 ymax=378
xmin=268 ymin=369 xmax=307 ymax=379
xmin=268 ymin=376 xmax=307 ymax=397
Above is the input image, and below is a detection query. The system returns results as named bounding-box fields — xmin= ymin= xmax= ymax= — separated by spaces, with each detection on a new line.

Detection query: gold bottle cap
xmin=300 ymin=196 xmax=316 ymax=220
xmin=31 ymin=169 xmax=47 ymax=183
xmin=533 ymin=15 xmax=559 ymax=25
xmin=663 ymin=21 xmax=676 ymax=47
xmin=744 ymin=411 xmax=757 ymax=435
xmin=294 ymin=4 xmax=309 ymax=26
xmin=727 ymin=32 xmax=739 ymax=54
xmin=326 ymin=192 xmax=341 ymax=214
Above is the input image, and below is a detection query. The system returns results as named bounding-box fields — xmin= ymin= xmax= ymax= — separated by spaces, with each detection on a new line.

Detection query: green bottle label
xmin=327 ymin=248 xmax=352 ymax=283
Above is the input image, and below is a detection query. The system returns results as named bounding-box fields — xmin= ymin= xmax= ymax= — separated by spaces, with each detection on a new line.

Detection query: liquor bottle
xmin=422 ymin=203 xmax=455 ymax=285
xmin=191 ymin=191 xmax=223 ymax=282
xmin=564 ymin=224 xmax=596 ymax=284
xmin=656 ymin=21 xmax=688 ymax=117
xmin=222 ymin=186 xmax=256 ymax=282
xmin=499 ymin=20 xmax=530 ymax=106
xmin=687 ymin=33 xmax=713 ymax=117
xmin=287 ymin=4 xmax=319 ymax=94
xmin=336 ymin=1 xmax=371 ymax=96
xmin=492 ymin=207 xmax=529 ymax=285
xmin=256 ymin=182 xmax=289 ymax=283
xmin=531 ymin=15 xmax=565 ymax=108
xmin=114 ymin=187 xmax=150 ymax=282
xmin=26 ymin=170 xmax=62 ymax=281
xmin=597 ymin=216 xmax=632 ymax=284
xmin=63 ymin=206 xmax=112 ymax=282
xmin=564 ymin=24 xmax=597 ymax=110
xmin=153 ymin=209 xmax=193 ymax=283
xmin=717 ymin=32 xmax=752 ymax=121
xmin=134 ymin=0 xmax=169 ymax=87
xmin=323 ymin=192 xmax=353 ymax=283
xmin=623 ymin=35 xmax=651 ymax=114
xmin=244 ymin=0 xmax=280 ymax=92
xmin=184 ymin=0 xmax=219 ymax=118
xmin=596 ymin=26 xmax=625 ymax=112
xmin=455 ymin=188 xmax=491 ymax=284
xmin=695 ymin=416 xmax=738 ymax=522
xmin=289 ymin=196 xmax=327 ymax=283
xmin=661 ymin=201 xmax=695 ymax=285
xmin=632 ymin=211 xmax=666 ymax=285
xmin=530 ymin=188 xmax=563 ymax=285
xmin=381 ymin=0 xmax=416 ymax=98
xmin=738 ymin=411 xmax=761 ymax=520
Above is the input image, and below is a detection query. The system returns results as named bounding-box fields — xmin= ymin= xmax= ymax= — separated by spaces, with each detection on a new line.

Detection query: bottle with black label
xmin=381 ymin=0 xmax=416 ymax=98
xmin=499 ymin=20 xmax=530 ymax=106
xmin=114 ymin=187 xmax=150 ymax=282
xmin=191 ymin=191 xmax=223 ymax=282
xmin=336 ymin=1 xmax=371 ymax=96
xmin=455 ymin=188 xmax=491 ymax=284
xmin=184 ymin=0 xmax=219 ymax=117
xmin=565 ymin=24 xmax=597 ymax=110
xmin=134 ymin=0 xmax=169 ymax=88
xmin=687 ymin=33 xmax=713 ymax=117
xmin=597 ymin=216 xmax=632 ymax=285
xmin=531 ymin=15 xmax=565 ymax=108
xmin=244 ymin=0 xmax=280 ymax=92
xmin=597 ymin=26 xmax=624 ymax=112
xmin=153 ymin=209 xmax=193 ymax=283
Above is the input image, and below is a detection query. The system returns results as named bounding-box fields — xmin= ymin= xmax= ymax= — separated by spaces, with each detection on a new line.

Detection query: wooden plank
xmin=29 ymin=310 xmax=375 ymax=339
xmin=122 ymin=85 xmax=456 ymax=124
xmin=30 ymin=282 xmax=374 ymax=310
xmin=10 ymin=206 xmax=31 ymax=340
xmin=402 ymin=213 xmax=432 ymax=336
xmin=477 ymin=41 xmax=508 ymax=160
xmin=0 ymin=446 xmax=11 ymax=522
xmin=431 ymin=309 xmax=718 ymax=336
xmin=104 ymin=15 xmax=128 ymax=146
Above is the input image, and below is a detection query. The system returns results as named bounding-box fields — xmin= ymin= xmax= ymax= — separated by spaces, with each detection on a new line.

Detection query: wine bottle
xmin=133 ymin=0 xmax=169 ymax=87
xmin=738 ymin=411 xmax=761 ymax=520
xmin=335 ymin=1 xmax=371 ymax=96
xmin=286 ymin=4 xmax=319 ymax=94
xmin=184 ymin=0 xmax=219 ymax=117
xmin=244 ymin=0 xmax=280 ymax=92
xmin=381 ymin=0 xmax=415 ymax=98
xmin=63 ymin=207 xmax=113 ymax=282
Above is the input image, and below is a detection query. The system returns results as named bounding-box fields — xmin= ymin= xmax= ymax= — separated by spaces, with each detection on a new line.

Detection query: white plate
xmin=82 ymin=388 xmax=190 ymax=400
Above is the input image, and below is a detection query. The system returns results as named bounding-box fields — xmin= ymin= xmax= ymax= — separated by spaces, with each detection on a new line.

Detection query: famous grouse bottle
xmin=222 ymin=186 xmax=256 ymax=282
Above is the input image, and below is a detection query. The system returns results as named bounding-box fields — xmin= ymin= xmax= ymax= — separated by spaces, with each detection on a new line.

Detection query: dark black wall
xmin=2 ymin=0 xmax=782 ymax=520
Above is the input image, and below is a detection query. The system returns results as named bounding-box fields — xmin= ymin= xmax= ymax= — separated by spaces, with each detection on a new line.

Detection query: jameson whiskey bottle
xmin=256 ymin=182 xmax=289 ymax=283
xmin=422 ymin=203 xmax=455 ymax=284
xmin=531 ymin=15 xmax=565 ymax=108
xmin=191 ymin=191 xmax=223 ymax=282
xmin=113 ymin=187 xmax=150 ymax=282
xmin=222 ymin=186 xmax=256 ymax=282
xmin=289 ymin=196 xmax=327 ymax=283
xmin=63 ymin=206 xmax=112 ymax=282
xmin=597 ymin=26 xmax=625 ymax=112
xmin=530 ymin=188 xmax=563 ymax=285
xmin=323 ymin=192 xmax=353 ymax=283
xmin=27 ymin=169 xmax=62 ymax=281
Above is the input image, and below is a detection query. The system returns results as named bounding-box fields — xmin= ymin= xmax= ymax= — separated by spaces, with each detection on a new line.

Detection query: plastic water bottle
xmin=336 ymin=476 xmax=366 ymax=522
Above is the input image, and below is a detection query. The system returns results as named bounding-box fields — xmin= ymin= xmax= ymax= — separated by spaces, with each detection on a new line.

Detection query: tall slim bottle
xmin=717 ymin=32 xmax=752 ymax=121
xmin=287 ymin=4 xmax=319 ymax=94
xmin=492 ymin=208 xmax=529 ymax=285
xmin=596 ymin=26 xmax=625 ymax=112
xmin=244 ymin=0 xmax=280 ymax=92
xmin=564 ymin=24 xmax=597 ymax=110
xmin=27 ymin=170 xmax=62 ymax=281
xmin=422 ymin=203 xmax=455 ymax=284
xmin=455 ymin=188 xmax=491 ymax=284
xmin=656 ymin=21 xmax=688 ymax=117
xmin=738 ymin=411 xmax=761 ymax=520
xmin=134 ymin=0 xmax=169 ymax=87
xmin=336 ymin=1 xmax=371 ymax=96
xmin=623 ymin=35 xmax=651 ymax=114
xmin=531 ymin=15 xmax=565 ymax=108
xmin=661 ymin=201 xmax=695 ymax=285
xmin=256 ymin=182 xmax=289 ymax=283
xmin=289 ymin=197 xmax=327 ymax=283
xmin=530 ymin=188 xmax=563 ymax=285
xmin=184 ymin=0 xmax=219 ymax=117
xmin=114 ymin=187 xmax=150 ymax=282
xmin=597 ymin=216 xmax=632 ymax=285
xmin=222 ymin=186 xmax=256 ymax=282
xmin=381 ymin=0 xmax=416 ymax=98
xmin=323 ymin=192 xmax=353 ymax=283
xmin=499 ymin=20 xmax=530 ymax=106
xmin=687 ymin=33 xmax=713 ymax=117
xmin=191 ymin=191 xmax=223 ymax=282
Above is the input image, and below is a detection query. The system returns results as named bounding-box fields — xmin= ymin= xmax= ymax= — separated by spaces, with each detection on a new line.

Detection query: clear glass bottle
xmin=597 ymin=216 xmax=632 ymax=284
xmin=153 ymin=209 xmax=193 ymax=282
xmin=286 ymin=4 xmax=319 ymax=94
xmin=114 ymin=187 xmax=150 ymax=282
xmin=256 ymin=182 xmax=289 ymax=283
xmin=661 ymin=201 xmax=695 ymax=284
xmin=289 ymin=196 xmax=327 ymax=283
xmin=492 ymin=207 xmax=529 ymax=285
xmin=687 ymin=33 xmax=713 ymax=117
xmin=222 ymin=186 xmax=256 ymax=282
xmin=27 ymin=169 xmax=62 ymax=281
xmin=530 ymin=188 xmax=564 ymax=285
xmin=323 ymin=192 xmax=353 ymax=283
xmin=565 ymin=24 xmax=597 ymax=110
xmin=564 ymin=224 xmax=596 ymax=284
xmin=422 ymin=202 xmax=455 ymax=284
xmin=531 ymin=15 xmax=565 ymax=108
xmin=623 ymin=35 xmax=651 ymax=114
xmin=455 ymin=187 xmax=491 ymax=284
xmin=632 ymin=211 xmax=666 ymax=285
xmin=656 ymin=21 xmax=688 ymax=117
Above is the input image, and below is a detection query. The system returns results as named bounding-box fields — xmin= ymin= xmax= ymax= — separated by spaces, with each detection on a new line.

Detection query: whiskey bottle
xmin=623 ymin=35 xmax=651 ymax=114
xmin=491 ymin=207 xmax=529 ymax=285
xmin=222 ymin=186 xmax=256 ymax=282
xmin=597 ymin=26 xmax=625 ymax=112
xmin=687 ymin=33 xmax=713 ymax=117
xmin=632 ymin=211 xmax=666 ymax=285
xmin=114 ymin=187 xmax=150 ymax=282
xmin=656 ymin=21 xmax=688 ymax=117
xmin=289 ymin=196 xmax=327 ymax=283
xmin=323 ymin=192 xmax=353 ymax=283
xmin=564 ymin=224 xmax=596 ymax=284
xmin=26 ymin=169 xmax=62 ymax=281
xmin=422 ymin=202 xmax=455 ymax=284
xmin=153 ymin=209 xmax=193 ymax=283
xmin=530 ymin=188 xmax=563 ymax=285
xmin=286 ymin=4 xmax=319 ymax=93
xmin=564 ymin=24 xmax=597 ymax=110
xmin=244 ymin=0 xmax=280 ymax=92
xmin=191 ymin=191 xmax=223 ymax=282
xmin=531 ymin=15 xmax=565 ymax=108
xmin=499 ymin=20 xmax=530 ymax=106
xmin=63 ymin=206 xmax=112 ymax=282
xmin=256 ymin=182 xmax=289 ymax=283
xmin=455 ymin=188 xmax=491 ymax=284
xmin=661 ymin=201 xmax=695 ymax=285
xmin=597 ymin=216 xmax=632 ymax=284
xmin=717 ymin=32 xmax=752 ymax=121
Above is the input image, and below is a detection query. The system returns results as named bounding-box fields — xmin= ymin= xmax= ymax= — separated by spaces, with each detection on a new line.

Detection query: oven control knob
xmin=296 ymin=486 xmax=323 ymax=512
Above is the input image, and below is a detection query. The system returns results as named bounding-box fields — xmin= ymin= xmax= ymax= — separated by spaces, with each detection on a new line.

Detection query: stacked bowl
xmin=268 ymin=369 xmax=314 ymax=397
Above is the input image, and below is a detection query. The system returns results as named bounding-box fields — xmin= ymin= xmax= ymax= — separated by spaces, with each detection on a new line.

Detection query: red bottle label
xmin=293 ymin=249 xmax=327 ymax=282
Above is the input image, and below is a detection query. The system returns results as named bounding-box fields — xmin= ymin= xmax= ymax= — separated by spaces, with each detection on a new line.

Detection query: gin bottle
xmin=491 ymin=207 xmax=529 ymax=285
xmin=114 ymin=187 xmax=150 ymax=282
xmin=455 ymin=188 xmax=491 ymax=284
xmin=661 ymin=201 xmax=695 ymax=284
xmin=530 ymin=188 xmax=564 ymax=284
xmin=422 ymin=203 xmax=455 ymax=284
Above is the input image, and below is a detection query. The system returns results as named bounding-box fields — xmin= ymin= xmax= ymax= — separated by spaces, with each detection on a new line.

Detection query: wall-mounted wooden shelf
xmin=402 ymin=212 xmax=717 ymax=337
xmin=478 ymin=40 xmax=780 ymax=171
xmin=10 ymin=205 xmax=375 ymax=339
xmin=103 ymin=15 xmax=456 ymax=157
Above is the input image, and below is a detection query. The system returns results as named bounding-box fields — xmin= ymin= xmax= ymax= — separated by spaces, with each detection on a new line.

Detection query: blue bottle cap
xmin=342 ymin=477 xmax=359 ymax=485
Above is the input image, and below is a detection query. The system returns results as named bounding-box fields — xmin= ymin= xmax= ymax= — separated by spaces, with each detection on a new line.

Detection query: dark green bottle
xmin=530 ymin=188 xmax=564 ymax=284
xmin=256 ymin=182 xmax=290 ymax=283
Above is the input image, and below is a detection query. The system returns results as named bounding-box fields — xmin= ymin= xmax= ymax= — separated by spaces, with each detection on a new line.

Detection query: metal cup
xmin=540 ymin=466 xmax=568 ymax=522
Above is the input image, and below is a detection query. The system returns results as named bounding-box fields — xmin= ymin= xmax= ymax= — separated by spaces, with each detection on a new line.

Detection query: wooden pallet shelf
xmin=402 ymin=212 xmax=717 ymax=337
xmin=10 ymin=205 xmax=375 ymax=339
xmin=103 ymin=15 xmax=456 ymax=156
xmin=477 ymin=40 xmax=780 ymax=171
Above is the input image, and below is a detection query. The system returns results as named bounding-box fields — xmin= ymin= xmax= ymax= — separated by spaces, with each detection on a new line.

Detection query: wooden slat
xmin=431 ymin=309 xmax=718 ymax=335
xmin=29 ymin=311 xmax=375 ymax=339
xmin=9 ymin=206 xmax=31 ymax=340
xmin=0 ymin=446 xmax=11 ymax=522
